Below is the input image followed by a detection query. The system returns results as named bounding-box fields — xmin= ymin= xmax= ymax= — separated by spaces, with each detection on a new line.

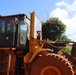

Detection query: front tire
xmin=29 ymin=53 xmax=74 ymax=75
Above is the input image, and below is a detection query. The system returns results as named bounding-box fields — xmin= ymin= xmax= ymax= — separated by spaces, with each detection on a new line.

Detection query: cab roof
xmin=0 ymin=14 xmax=30 ymax=20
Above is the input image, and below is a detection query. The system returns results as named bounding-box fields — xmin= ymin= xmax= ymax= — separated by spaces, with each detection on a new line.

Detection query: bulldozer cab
xmin=0 ymin=12 xmax=43 ymax=75
xmin=0 ymin=14 xmax=30 ymax=75
xmin=0 ymin=14 xmax=30 ymax=48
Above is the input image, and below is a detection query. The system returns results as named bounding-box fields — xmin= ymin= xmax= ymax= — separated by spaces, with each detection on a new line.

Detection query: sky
xmin=0 ymin=0 xmax=76 ymax=41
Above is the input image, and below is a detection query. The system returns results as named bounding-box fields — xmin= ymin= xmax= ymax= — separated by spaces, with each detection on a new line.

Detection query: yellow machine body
xmin=0 ymin=12 xmax=76 ymax=75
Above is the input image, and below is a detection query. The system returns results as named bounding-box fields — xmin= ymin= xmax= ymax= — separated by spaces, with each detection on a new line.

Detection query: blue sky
xmin=0 ymin=0 xmax=76 ymax=41
xmin=0 ymin=0 xmax=58 ymax=20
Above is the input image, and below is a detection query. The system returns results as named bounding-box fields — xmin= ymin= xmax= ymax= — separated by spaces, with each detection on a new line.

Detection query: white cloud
xmin=55 ymin=1 xmax=67 ymax=7
xmin=55 ymin=0 xmax=76 ymax=12
xmin=69 ymin=35 xmax=76 ymax=41
xmin=49 ymin=0 xmax=76 ymax=41
xmin=67 ymin=1 xmax=76 ymax=12
xmin=63 ymin=15 xmax=76 ymax=34
xmin=50 ymin=8 xmax=68 ymax=20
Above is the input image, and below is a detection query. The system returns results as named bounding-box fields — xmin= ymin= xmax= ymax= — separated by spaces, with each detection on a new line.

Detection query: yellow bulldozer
xmin=0 ymin=12 xmax=76 ymax=75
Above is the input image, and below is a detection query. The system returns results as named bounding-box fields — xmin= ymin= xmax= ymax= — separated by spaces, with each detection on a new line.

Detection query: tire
xmin=29 ymin=53 xmax=74 ymax=75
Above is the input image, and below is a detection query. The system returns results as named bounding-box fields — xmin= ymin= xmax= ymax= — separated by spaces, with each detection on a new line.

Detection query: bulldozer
xmin=0 ymin=12 xmax=76 ymax=75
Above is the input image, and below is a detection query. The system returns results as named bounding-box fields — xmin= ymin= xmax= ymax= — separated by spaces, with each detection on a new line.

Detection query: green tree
xmin=61 ymin=46 xmax=72 ymax=55
xmin=42 ymin=17 xmax=66 ymax=41
xmin=56 ymin=34 xmax=71 ymax=42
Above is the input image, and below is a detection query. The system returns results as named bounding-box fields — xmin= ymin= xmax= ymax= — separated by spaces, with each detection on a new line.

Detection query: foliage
xmin=56 ymin=34 xmax=71 ymax=42
xmin=42 ymin=17 xmax=66 ymax=41
xmin=61 ymin=45 xmax=72 ymax=55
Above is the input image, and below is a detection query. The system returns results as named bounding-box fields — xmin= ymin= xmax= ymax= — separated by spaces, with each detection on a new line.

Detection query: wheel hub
xmin=41 ymin=66 xmax=61 ymax=75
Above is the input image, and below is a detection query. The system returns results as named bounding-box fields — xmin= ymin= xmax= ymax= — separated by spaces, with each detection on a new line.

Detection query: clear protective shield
xmin=34 ymin=14 xmax=42 ymax=40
